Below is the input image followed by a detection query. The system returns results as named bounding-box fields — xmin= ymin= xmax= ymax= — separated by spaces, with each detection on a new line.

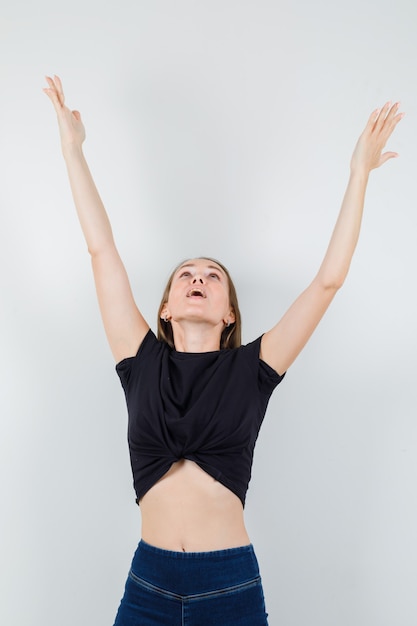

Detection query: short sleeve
xmin=115 ymin=329 xmax=159 ymax=389
xmin=242 ymin=335 xmax=286 ymax=397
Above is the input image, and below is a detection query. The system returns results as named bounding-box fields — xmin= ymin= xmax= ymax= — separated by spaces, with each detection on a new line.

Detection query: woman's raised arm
xmin=260 ymin=102 xmax=405 ymax=375
xmin=44 ymin=76 xmax=149 ymax=362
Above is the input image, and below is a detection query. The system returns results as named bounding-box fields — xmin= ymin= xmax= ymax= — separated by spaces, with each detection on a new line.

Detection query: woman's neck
xmin=171 ymin=321 xmax=223 ymax=353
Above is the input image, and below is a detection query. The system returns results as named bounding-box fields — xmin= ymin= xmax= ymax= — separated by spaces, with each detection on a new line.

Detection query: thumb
xmin=379 ymin=151 xmax=399 ymax=167
xmin=72 ymin=110 xmax=82 ymax=122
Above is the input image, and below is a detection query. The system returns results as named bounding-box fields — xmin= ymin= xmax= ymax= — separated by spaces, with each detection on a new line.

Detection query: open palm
xmin=44 ymin=75 xmax=86 ymax=148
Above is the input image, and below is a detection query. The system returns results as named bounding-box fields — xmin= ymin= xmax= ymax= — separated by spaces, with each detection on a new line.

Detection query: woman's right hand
xmin=350 ymin=102 xmax=404 ymax=177
xmin=43 ymin=75 xmax=86 ymax=150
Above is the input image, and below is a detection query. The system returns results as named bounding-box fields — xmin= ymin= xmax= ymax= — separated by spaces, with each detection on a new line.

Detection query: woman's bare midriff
xmin=139 ymin=459 xmax=251 ymax=553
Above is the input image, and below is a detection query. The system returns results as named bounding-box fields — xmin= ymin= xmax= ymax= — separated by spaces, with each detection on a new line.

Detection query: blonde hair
xmin=157 ymin=257 xmax=241 ymax=350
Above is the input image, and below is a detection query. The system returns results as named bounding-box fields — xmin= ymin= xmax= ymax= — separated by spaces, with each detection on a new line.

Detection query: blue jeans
xmin=113 ymin=540 xmax=269 ymax=625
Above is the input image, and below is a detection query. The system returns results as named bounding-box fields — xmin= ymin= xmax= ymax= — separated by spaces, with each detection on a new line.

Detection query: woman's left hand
xmin=351 ymin=102 xmax=404 ymax=176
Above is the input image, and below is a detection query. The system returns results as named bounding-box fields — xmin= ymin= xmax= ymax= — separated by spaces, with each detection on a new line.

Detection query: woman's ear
xmin=224 ymin=309 xmax=236 ymax=326
xmin=160 ymin=304 xmax=170 ymax=321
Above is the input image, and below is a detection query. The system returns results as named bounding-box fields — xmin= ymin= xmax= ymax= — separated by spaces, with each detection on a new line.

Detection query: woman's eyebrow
xmin=177 ymin=263 xmax=225 ymax=275
xmin=207 ymin=265 xmax=225 ymax=274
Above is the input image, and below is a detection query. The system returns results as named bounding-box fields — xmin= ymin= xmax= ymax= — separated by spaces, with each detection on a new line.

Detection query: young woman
xmin=44 ymin=76 xmax=403 ymax=625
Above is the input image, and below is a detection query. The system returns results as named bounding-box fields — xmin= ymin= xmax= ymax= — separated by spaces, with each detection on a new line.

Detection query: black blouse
xmin=116 ymin=330 xmax=285 ymax=507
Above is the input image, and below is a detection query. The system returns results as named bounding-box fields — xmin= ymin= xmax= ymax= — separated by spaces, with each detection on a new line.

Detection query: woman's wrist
xmin=62 ymin=141 xmax=84 ymax=161
xmin=348 ymin=165 xmax=370 ymax=185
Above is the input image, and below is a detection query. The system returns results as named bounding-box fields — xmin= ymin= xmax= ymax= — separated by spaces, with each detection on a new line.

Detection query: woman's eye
xmin=209 ymin=273 xmax=220 ymax=280
xmin=179 ymin=271 xmax=191 ymax=278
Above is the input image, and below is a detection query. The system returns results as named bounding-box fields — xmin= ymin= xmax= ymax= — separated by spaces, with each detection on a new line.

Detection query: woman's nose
xmin=192 ymin=275 xmax=204 ymax=284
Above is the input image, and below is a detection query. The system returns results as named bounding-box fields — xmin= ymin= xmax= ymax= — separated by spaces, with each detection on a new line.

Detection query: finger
xmin=380 ymin=105 xmax=405 ymax=142
xmin=53 ymin=74 xmax=65 ymax=106
xmin=44 ymin=75 xmax=57 ymax=95
xmin=364 ymin=103 xmax=390 ymax=133
xmin=368 ymin=107 xmax=381 ymax=126
xmin=382 ymin=102 xmax=401 ymax=128
xmin=389 ymin=106 xmax=405 ymax=127
xmin=374 ymin=101 xmax=392 ymax=129
xmin=72 ymin=110 xmax=82 ymax=122
xmin=44 ymin=76 xmax=60 ymax=100
xmin=380 ymin=102 xmax=405 ymax=127
xmin=45 ymin=74 xmax=64 ymax=106
xmin=43 ymin=85 xmax=63 ymax=112
xmin=364 ymin=107 xmax=381 ymax=133
xmin=379 ymin=151 xmax=399 ymax=167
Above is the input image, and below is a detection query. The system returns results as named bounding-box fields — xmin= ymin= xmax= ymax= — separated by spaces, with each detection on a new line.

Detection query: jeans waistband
xmin=139 ymin=539 xmax=254 ymax=559
xmin=130 ymin=540 xmax=260 ymax=596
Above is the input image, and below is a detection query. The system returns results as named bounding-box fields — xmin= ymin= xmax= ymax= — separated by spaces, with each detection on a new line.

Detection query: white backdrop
xmin=1 ymin=1 xmax=417 ymax=625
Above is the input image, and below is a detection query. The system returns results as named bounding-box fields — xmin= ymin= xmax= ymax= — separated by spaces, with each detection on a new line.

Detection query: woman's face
xmin=161 ymin=258 xmax=235 ymax=327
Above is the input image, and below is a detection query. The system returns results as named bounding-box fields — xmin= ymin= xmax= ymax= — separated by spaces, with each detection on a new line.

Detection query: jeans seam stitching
xmin=128 ymin=570 xmax=261 ymax=601
xmin=184 ymin=576 xmax=262 ymax=601
xmin=128 ymin=570 xmax=182 ymax=600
